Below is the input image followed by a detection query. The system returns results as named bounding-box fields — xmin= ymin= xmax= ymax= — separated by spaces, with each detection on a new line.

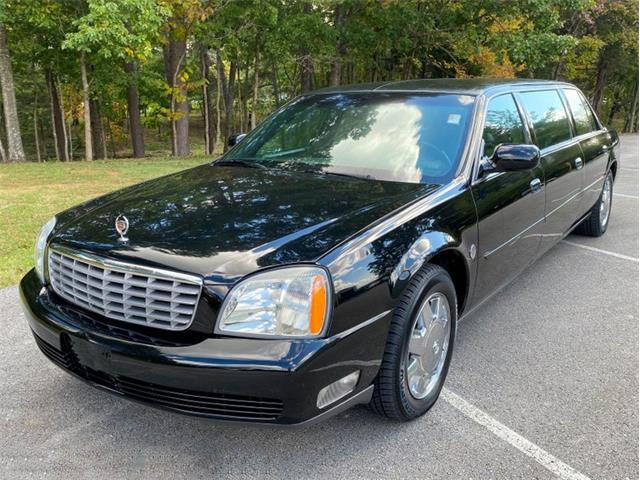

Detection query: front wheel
xmin=370 ymin=264 xmax=457 ymax=421
xmin=575 ymin=171 xmax=614 ymax=237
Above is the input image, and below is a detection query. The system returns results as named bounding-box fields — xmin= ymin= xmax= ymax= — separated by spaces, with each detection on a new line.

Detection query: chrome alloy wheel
xmin=599 ymin=175 xmax=612 ymax=228
xmin=406 ymin=292 xmax=451 ymax=400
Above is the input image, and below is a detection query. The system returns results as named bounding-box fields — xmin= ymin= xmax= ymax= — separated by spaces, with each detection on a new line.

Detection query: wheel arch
xmin=428 ymin=249 xmax=469 ymax=314
xmin=389 ymin=231 xmax=471 ymax=315
xmin=609 ymin=159 xmax=618 ymax=181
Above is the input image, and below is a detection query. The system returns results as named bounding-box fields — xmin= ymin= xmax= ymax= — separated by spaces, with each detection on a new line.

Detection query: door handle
xmin=575 ymin=157 xmax=584 ymax=170
xmin=529 ymin=178 xmax=542 ymax=193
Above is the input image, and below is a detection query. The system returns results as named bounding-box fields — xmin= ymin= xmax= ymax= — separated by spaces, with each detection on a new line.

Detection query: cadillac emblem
xmin=115 ymin=214 xmax=129 ymax=242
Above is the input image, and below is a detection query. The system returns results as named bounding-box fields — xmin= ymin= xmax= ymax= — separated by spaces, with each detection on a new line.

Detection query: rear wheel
xmin=370 ymin=264 xmax=457 ymax=420
xmin=574 ymin=171 xmax=613 ymax=237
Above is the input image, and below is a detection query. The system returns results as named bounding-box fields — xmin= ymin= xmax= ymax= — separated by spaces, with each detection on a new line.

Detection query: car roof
xmin=313 ymin=78 xmax=575 ymax=96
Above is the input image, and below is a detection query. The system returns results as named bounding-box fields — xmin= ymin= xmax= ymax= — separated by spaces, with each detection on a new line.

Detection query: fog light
xmin=316 ymin=371 xmax=360 ymax=409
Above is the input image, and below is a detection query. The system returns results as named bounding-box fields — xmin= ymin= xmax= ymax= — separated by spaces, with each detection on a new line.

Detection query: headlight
xmin=35 ymin=216 xmax=56 ymax=284
xmin=217 ymin=266 xmax=331 ymax=338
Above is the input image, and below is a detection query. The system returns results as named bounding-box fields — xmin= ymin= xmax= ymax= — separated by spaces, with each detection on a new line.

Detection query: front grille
xmin=48 ymin=249 xmax=202 ymax=331
xmin=33 ymin=333 xmax=284 ymax=421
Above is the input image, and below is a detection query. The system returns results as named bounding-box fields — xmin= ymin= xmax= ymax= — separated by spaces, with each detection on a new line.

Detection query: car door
xmin=516 ymin=89 xmax=585 ymax=254
xmin=561 ymin=87 xmax=611 ymax=216
xmin=470 ymin=93 xmax=546 ymax=304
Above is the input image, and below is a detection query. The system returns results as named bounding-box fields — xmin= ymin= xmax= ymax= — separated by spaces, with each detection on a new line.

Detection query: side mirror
xmin=487 ymin=144 xmax=540 ymax=173
xmin=227 ymin=133 xmax=247 ymax=147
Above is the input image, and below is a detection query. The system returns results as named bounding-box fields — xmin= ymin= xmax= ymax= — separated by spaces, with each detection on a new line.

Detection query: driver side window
xmin=483 ymin=94 xmax=526 ymax=158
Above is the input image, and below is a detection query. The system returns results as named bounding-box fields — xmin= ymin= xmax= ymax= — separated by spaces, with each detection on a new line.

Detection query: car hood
xmin=51 ymin=164 xmax=439 ymax=280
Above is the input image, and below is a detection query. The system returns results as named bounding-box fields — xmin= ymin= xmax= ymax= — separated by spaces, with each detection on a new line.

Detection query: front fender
xmin=389 ymin=231 xmax=456 ymax=296
xmin=321 ymin=182 xmax=478 ymax=336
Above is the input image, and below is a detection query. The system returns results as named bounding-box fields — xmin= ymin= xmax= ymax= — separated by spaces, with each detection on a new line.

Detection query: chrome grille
xmin=47 ymin=249 xmax=202 ymax=331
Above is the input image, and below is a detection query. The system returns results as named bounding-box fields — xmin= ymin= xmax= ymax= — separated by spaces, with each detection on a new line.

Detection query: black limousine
xmin=21 ymin=79 xmax=619 ymax=425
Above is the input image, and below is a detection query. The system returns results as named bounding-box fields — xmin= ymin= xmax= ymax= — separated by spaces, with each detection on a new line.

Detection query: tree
xmin=160 ymin=1 xmax=216 ymax=156
xmin=0 ymin=0 xmax=637 ymax=161
xmin=79 ymin=50 xmax=93 ymax=161
xmin=163 ymin=23 xmax=189 ymax=156
xmin=199 ymin=44 xmax=215 ymax=153
xmin=64 ymin=0 xmax=169 ymax=158
xmin=0 ymin=23 xmax=26 ymax=162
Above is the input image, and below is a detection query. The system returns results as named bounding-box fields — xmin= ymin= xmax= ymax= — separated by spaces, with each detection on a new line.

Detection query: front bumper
xmin=20 ymin=269 xmax=390 ymax=425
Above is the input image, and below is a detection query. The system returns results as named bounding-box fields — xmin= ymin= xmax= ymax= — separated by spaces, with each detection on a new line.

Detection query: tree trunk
xmin=80 ymin=52 xmax=93 ymax=161
xmin=67 ymin=114 xmax=73 ymax=160
xmin=228 ymin=63 xmax=236 ymax=133
xmin=299 ymin=49 xmax=314 ymax=94
xmin=299 ymin=3 xmax=314 ymax=93
xmin=552 ymin=60 xmax=564 ymax=81
xmin=90 ymin=98 xmax=106 ymax=159
xmin=300 ymin=54 xmax=314 ymax=93
xmin=45 ymin=69 xmax=68 ymax=161
xmin=106 ymin=116 xmax=117 ymax=158
xmin=217 ymin=51 xmax=236 ymax=152
xmin=34 ymin=89 xmax=41 ymax=162
xmin=591 ymin=55 xmax=607 ymax=115
xmin=124 ymin=61 xmax=145 ymax=158
xmin=163 ymin=38 xmax=189 ymax=156
xmin=251 ymin=43 xmax=260 ymax=130
xmin=0 ymin=24 xmax=25 ymax=162
xmin=402 ymin=58 xmax=413 ymax=80
xmin=271 ymin=61 xmax=281 ymax=108
xmin=59 ymin=89 xmax=73 ymax=160
xmin=0 ymin=135 xmax=5 ymax=162
xmin=238 ymin=67 xmax=246 ymax=132
xmin=329 ymin=3 xmax=346 ymax=87
xmin=215 ymin=53 xmax=222 ymax=151
xmin=216 ymin=51 xmax=227 ymax=140
xmin=624 ymin=82 xmax=638 ymax=133
xmin=200 ymin=45 xmax=215 ymax=154
xmin=606 ymin=89 xmax=621 ymax=126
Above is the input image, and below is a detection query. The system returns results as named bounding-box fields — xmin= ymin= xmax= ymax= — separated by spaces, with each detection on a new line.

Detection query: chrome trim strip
xmin=49 ymin=244 xmax=203 ymax=286
xmin=484 ymin=174 xmax=605 ymax=258
xmin=483 ymin=216 xmax=545 ymax=258
xmin=333 ymin=309 xmax=391 ymax=341
xmin=546 ymin=175 xmax=604 ymax=219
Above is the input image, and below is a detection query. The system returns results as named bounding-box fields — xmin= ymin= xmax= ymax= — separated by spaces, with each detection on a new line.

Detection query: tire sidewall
xmin=397 ymin=271 xmax=457 ymax=418
xmin=599 ymin=171 xmax=614 ymax=233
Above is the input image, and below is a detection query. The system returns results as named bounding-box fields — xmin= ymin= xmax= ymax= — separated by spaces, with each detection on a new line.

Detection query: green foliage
xmin=0 ymin=0 xmax=637 ymax=163
xmin=62 ymin=0 xmax=169 ymax=60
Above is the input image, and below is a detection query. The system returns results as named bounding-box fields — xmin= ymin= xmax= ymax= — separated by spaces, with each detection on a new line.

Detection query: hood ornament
xmin=115 ymin=215 xmax=129 ymax=242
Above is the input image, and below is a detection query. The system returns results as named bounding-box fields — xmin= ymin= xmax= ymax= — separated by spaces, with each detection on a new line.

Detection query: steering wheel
xmin=419 ymin=141 xmax=454 ymax=176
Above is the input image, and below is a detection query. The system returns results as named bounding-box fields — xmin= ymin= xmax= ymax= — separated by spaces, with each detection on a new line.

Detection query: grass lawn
xmin=0 ymin=157 xmax=209 ymax=288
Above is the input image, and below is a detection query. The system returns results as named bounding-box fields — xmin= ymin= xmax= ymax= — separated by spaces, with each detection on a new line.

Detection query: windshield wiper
xmin=321 ymin=170 xmax=373 ymax=181
xmin=213 ymin=159 xmax=269 ymax=170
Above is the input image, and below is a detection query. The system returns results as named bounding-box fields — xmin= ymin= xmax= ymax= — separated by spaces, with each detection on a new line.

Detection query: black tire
xmin=574 ymin=171 xmax=614 ymax=237
xmin=370 ymin=263 xmax=457 ymax=421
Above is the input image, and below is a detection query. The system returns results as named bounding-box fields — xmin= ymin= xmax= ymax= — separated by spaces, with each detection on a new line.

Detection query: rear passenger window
xmin=519 ymin=90 xmax=572 ymax=149
xmin=563 ymin=88 xmax=598 ymax=135
xmin=482 ymin=94 xmax=526 ymax=158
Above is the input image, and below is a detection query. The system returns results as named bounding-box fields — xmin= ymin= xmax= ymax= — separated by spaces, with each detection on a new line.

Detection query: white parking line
xmin=441 ymin=389 xmax=591 ymax=480
xmin=561 ymin=240 xmax=639 ymax=263
xmin=614 ymin=193 xmax=639 ymax=199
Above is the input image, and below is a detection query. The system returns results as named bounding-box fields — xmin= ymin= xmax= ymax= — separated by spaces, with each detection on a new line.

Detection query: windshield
xmin=225 ymin=92 xmax=476 ymax=184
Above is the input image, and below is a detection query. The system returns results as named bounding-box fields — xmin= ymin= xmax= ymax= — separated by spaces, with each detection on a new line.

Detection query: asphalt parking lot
xmin=1 ymin=135 xmax=637 ymax=480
